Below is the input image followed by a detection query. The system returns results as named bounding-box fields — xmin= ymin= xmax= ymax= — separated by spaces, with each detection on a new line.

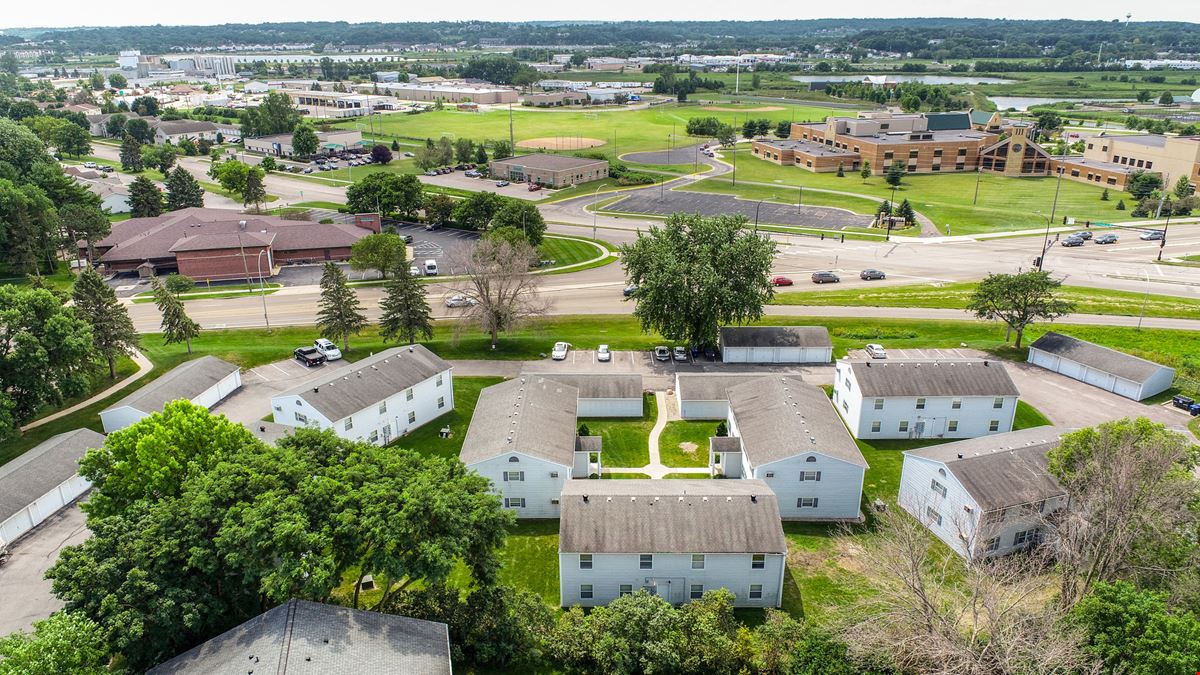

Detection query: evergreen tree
xmin=897 ymin=198 xmax=916 ymax=225
xmin=152 ymin=277 xmax=200 ymax=353
xmin=165 ymin=166 xmax=204 ymax=210
xmin=859 ymin=160 xmax=871 ymax=182
xmin=72 ymin=266 xmax=139 ymax=379
xmin=128 ymin=176 xmax=163 ymax=218
xmin=885 ymin=161 xmax=906 ymax=187
xmin=316 ymin=262 xmax=366 ymax=352
xmin=1116 ymin=199 xmax=1126 ymax=211
xmin=391 ymin=139 xmax=400 ymax=151
xmin=1100 ymin=188 xmax=1110 ymax=201
xmin=379 ymin=255 xmax=434 ymax=345
xmin=119 ymin=133 xmax=143 ymax=172
xmin=242 ymin=167 xmax=267 ymax=209
xmin=836 ymin=162 xmax=845 ymax=177
xmin=290 ymin=123 xmax=319 ymax=157
xmin=474 ymin=144 xmax=488 ymax=164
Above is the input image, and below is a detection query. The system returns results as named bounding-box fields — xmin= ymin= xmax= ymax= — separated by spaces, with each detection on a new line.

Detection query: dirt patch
xmin=677 ymin=441 xmax=699 ymax=454
xmin=516 ymin=136 xmax=606 ymax=150
xmin=701 ymin=105 xmax=785 ymax=112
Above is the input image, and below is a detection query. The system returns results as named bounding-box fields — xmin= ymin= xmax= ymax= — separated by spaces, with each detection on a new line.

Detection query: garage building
xmin=101 ymin=356 xmax=242 ymax=433
xmin=0 ymin=428 xmax=105 ymax=546
xmin=675 ymin=373 xmax=769 ymax=419
xmin=719 ymin=326 xmax=833 ymax=364
xmin=526 ymin=373 xmax=643 ymax=417
xmin=490 ymin=153 xmax=609 ymax=188
xmin=1027 ymin=331 xmax=1175 ymax=401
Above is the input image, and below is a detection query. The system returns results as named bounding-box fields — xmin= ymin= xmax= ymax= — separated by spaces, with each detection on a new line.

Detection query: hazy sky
xmin=2 ymin=1 xmax=1188 ymax=31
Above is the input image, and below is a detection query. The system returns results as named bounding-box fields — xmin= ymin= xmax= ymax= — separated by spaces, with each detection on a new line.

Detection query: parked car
xmin=770 ymin=276 xmax=793 ymax=286
xmin=703 ymin=345 xmax=719 ymax=362
xmin=495 ymin=180 xmax=511 ymax=187
xmin=403 ymin=152 xmax=415 ymax=157
xmin=1095 ymin=233 xmax=1119 ymax=244
xmin=1061 ymin=236 xmax=1084 ymax=247
xmin=1140 ymin=230 xmax=1165 ymax=241
xmin=865 ymin=343 xmax=887 ymax=359
xmin=401 ymin=234 xmax=414 ymax=244
xmin=424 ymin=223 xmax=439 ymax=231
xmin=313 ymin=338 xmax=342 ymax=361
xmin=409 ymin=265 xmax=422 ymax=277
xmin=527 ymin=183 xmax=542 ymax=192
xmin=464 ymin=170 xmax=480 ymax=177
xmin=623 ymin=285 xmax=638 ymax=297
xmin=83 ymin=161 xmax=97 ymax=169
xmin=1172 ymin=394 xmax=1195 ymax=410
xmin=552 ymin=341 xmax=571 ymax=360
xmin=653 ymin=346 xmax=671 ymax=361
xmin=302 ymin=167 xmax=313 ymax=174
xmin=424 ymin=170 xmax=438 ymax=176
xmin=673 ymin=346 xmax=689 ymax=362
xmin=99 ymin=165 xmax=114 ymax=173
xmin=860 ymin=268 xmax=886 ymax=280
xmin=811 ymin=271 xmax=840 ymax=284
xmin=1073 ymin=230 xmax=1093 ymax=240
xmin=444 ymin=294 xmax=476 ymax=308
xmin=597 ymin=344 xmax=611 ymax=362
xmin=423 ymin=259 xmax=439 ymax=276
xmin=293 ymin=346 xmax=326 ymax=367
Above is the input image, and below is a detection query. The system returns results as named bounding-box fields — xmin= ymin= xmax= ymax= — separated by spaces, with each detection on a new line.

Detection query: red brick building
xmin=92 ymin=208 xmax=379 ymax=282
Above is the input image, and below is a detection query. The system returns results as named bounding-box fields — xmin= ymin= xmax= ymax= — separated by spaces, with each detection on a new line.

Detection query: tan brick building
xmin=1056 ymin=133 xmax=1200 ymax=191
xmin=490 ymin=154 xmax=609 ymax=188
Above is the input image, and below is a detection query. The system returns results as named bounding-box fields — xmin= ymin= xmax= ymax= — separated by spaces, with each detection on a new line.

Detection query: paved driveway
xmin=601 ymin=190 xmax=873 ymax=230
xmin=388 ymin=223 xmax=479 ymax=276
xmin=212 ymin=357 xmax=335 ymax=426
xmin=419 ymin=172 xmax=547 ymax=201
xmin=523 ymin=349 xmax=833 ymax=390
xmin=0 ymin=503 xmax=88 ymax=635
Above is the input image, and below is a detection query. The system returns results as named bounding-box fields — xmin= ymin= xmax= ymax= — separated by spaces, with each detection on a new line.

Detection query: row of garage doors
xmin=0 ymin=475 xmax=91 ymax=547
xmin=722 ymin=346 xmax=833 ymax=364
xmin=1028 ymin=349 xmax=1142 ymax=400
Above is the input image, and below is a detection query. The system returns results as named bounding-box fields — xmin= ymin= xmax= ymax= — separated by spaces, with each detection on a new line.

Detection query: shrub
xmin=577 ymin=423 xmax=590 ymax=437
xmin=715 ymin=421 xmax=728 ymax=437
xmin=163 ymin=273 xmax=195 ymax=294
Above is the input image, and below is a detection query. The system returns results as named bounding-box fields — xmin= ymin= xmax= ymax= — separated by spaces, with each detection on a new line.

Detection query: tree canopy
xmin=966 ymin=270 xmax=1074 ymax=348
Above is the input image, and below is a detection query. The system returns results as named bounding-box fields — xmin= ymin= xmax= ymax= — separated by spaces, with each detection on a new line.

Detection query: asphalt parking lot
xmin=0 ymin=503 xmax=88 ymax=635
xmin=601 ymin=190 xmax=874 ymax=230
xmin=388 ymin=223 xmax=479 ymax=277
xmin=525 ymin=348 xmax=833 ymax=389
xmin=212 ymin=355 xmax=336 ymax=425
xmin=419 ymin=171 xmax=549 ymax=201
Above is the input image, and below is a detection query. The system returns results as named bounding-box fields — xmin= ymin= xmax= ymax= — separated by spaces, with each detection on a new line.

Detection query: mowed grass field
xmin=329 ymin=102 xmax=852 ymax=160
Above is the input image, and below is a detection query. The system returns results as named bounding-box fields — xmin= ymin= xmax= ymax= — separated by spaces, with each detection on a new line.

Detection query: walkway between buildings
xmin=19 ymin=349 xmax=153 ymax=432
xmin=605 ymin=390 xmax=710 ymax=480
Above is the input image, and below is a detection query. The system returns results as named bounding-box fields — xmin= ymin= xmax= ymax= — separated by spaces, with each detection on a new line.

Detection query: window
xmin=408 ymin=411 xmax=417 ymax=424
xmin=933 ymin=148 xmax=943 ymax=157
xmin=405 ymin=388 xmax=414 ymax=401
xmin=691 ymin=554 xmax=705 ymax=570
xmin=948 ymin=420 xmax=958 ymax=432
xmin=871 ymin=421 xmax=882 ymax=433
xmin=752 ymin=554 xmax=766 ymax=570
xmin=988 ymin=420 xmax=1000 ymax=432
xmin=764 ymin=471 xmax=775 ymax=478
xmin=690 ymin=584 xmax=704 ymax=600
xmin=580 ymin=584 xmax=593 ymax=599
xmin=993 ymin=397 xmax=1004 ymax=409
xmin=873 ymin=398 xmax=884 ymax=410
xmin=985 ymin=537 xmax=1000 ymax=552
xmin=926 ymin=506 xmax=943 ymax=526
xmin=951 ymin=398 xmax=962 ymax=409
xmin=549 ymin=471 xmax=559 ymax=478
xmin=1013 ymin=529 xmax=1036 ymax=546
xmin=619 ymin=584 xmax=633 ymax=597
xmin=884 ymin=151 xmax=894 ymax=160
xmin=958 ymin=148 xmax=967 ymax=156
xmin=898 ymin=420 xmax=909 ymax=433
xmin=749 ymin=584 xmax=763 ymax=599
xmin=504 ymin=498 xmax=525 ymax=508
xmin=639 ymin=554 xmax=653 ymax=570
xmin=294 ymin=412 xmax=308 ymax=423
xmin=503 ymin=471 xmax=524 ymax=482
xmin=344 ymin=418 xmax=353 ymax=431
xmin=797 ymin=497 xmax=819 ymax=508
xmin=436 ymin=374 xmax=444 ymax=387
xmin=931 ymin=479 xmax=948 ymax=498
xmin=842 ymin=400 xmax=849 ymax=412
xmin=508 ymin=456 xmax=519 ymax=463
xmin=437 ymin=396 xmax=445 ymax=409
xmin=273 ymin=404 xmax=282 ymax=412
xmin=909 ymin=149 xmax=919 ymax=159
xmin=916 ymin=397 xmax=926 ymax=410
xmin=844 ymin=378 xmax=852 ymax=391
xmin=368 ymin=430 xmax=379 ymax=443
xmin=799 ymin=471 xmax=821 ymax=482
xmin=579 ymin=554 xmax=592 ymax=570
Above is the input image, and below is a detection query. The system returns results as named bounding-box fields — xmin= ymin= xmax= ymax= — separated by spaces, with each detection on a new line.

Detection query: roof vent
xmin=238 ymin=220 xmax=247 ymax=230
xmin=984 ymin=360 xmax=990 ymax=366
xmin=751 ymin=494 xmax=758 ymax=503
xmin=678 ymin=496 xmax=684 ymax=502
xmin=312 ymin=387 xmax=319 ymax=393
xmin=583 ymin=495 xmax=589 ymax=503
xmin=259 ymin=425 xmax=266 ymax=432
xmin=702 ymin=496 xmax=708 ymax=502
xmin=726 ymin=496 xmax=732 ymax=502
xmin=607 ymin=496 xmax=612 ymax=502
xmin=957 ymin=453 xmax=963 ymax=459
xmin=409 ymin=345 xmax=414 ymax=352
xmin=631 ymin=496 xmax=637 ymax=501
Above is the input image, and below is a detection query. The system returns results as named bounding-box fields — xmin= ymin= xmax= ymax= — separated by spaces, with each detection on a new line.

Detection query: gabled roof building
xmin=0 ymin=428 xmax=105 ymax=546
xmin=1028 ymin=331 xmax=1175 ymax=401
xmin=101 ymin=356 xmax=242 ymax=433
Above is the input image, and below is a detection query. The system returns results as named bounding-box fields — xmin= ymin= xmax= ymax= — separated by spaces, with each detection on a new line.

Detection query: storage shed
xmin=719 ymin=326 xmax=833 ymax=364
xmin=1027 ymin=332 xmax=1174 ymax=401
xmin=526 ymin=373 xmax=643 ymax=417
xmin=0 ymin=428 xmax=105 ymax=546
xmin=100 ymin=356 xmax=242 ymax=432
xmin=675 ymin=373 xmax=769 ymax=419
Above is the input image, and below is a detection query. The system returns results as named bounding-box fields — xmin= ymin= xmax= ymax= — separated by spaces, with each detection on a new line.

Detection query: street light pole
xmin=257 ymin=249 xmax=271 ymax=333
xmin=1158 ymin=209 xmax=1172 ymax=261
xmin=1047 ymin=165 xmax=1064 ymax=225
xmin=754 ymin=198 xmax=766 ymax=233
xmin=972 ymin=167 xmax=982 ymax=205
xmin=591 ymin=184 xmax=602 ymax=241
xmin=1035 ymin=210 xmax=1052 ymax=271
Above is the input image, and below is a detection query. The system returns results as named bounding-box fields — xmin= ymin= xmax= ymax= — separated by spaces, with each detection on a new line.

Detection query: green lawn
xmin=578 ymin=393 xmax=657 ymax=468
xmin=538 ymin=236 xmax=606 ymax=268
xmin=387 ymin=377 xmax=504 ymax=461
xmin=1013 ymin=400 xmax=1053 ymax=430
xmin=601 ymin=471 xmax=652 ymax=479
xmin=445 ymin=519 xmax=562 ymax=605
xmin=772 ymin=281 xmax=1200 ymax=321
xmin=0 ymin=261 xmax=77 ymax=293
xmin=659 ymin=420 xmax=722 ymax=468
xmin=663 ymin=472 xmax=713 ymax=479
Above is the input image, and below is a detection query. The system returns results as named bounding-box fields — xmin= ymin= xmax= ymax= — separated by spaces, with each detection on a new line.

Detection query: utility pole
xmin=508 ymin=103 xmax=514 ymax=153
xmin=972 ymin=167 xmax=982 ymax=205
xmin=1047 ymin=165 xmax=1065 ymax=224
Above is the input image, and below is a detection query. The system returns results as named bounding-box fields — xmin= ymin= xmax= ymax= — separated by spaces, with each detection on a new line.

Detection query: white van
xmin=424 ymin=259 xmax=439 ymax=276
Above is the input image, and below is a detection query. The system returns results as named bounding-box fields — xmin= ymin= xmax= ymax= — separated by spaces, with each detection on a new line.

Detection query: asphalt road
xmin=601 ymin=189 xmax=874 ymax=229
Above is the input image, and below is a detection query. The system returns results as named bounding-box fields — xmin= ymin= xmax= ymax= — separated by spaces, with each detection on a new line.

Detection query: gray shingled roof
xmin=147 ymin=599 xmax=451 ymax=675
xmin=676 ymin=374 xmax=770 ymax=402
xmin=1029 ymin=332 xmax=1171 ymax=384
xmin=0 ymin=428 xmax=105 ymax=523
xmin=279 ymin=346 xmax=450 ymax=423
xmin=727 ymin=377 xmax=867 ymax=468
xmin=525 ymin=373 xmax=642 ymax=399
xmin=720 ymin=326 xmax=832 ymax=349
xmin=154 ymin=119 xmax=219 ymax=135
xmin=560 ymin=479 xmax=786 ymax=554
xmin=710 ymin=436 xmax=742 ymax=453
xmin=906 ymin=427 xmax=1066 ymax=511
xmin=848 ymin=359 xmax=1019 ymax=397
xmin=492 ymin=152 xmax=607 ymax=171
xmin=460 ymin=376 xmax=579 ymax=467
xmin=105 ymin=357 xmax=239 ymax=415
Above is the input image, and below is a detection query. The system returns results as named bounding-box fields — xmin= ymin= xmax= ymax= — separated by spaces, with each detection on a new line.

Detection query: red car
xmin=770 ymin=276 xmax=794 ymax=286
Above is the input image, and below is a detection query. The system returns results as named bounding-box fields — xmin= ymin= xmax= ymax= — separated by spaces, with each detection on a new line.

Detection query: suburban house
xmin=271 ymin=345 xmax=453 ymax=445
xmin=243 ymin=129 xmax=364 ymax=157
xmin=898 ymin=427 xmax=1067 ymax=559
xmin=91 ymin=208 xmax=380 ymax=280
xmin=153 ymin=119 xmax=220 ymax=145
xmin=558 ymin=479 xmax=787 ymax=608
xmin=146 ymin=599 xmax=452 ymax=674
xmin=714 ymin=376 xmax=868 ymax=521
xmin=460 ymin=376 xmax=601 ymax=519
xmin=85 ymin=111 xmax=149 ymax=137
xmin=100 ymin=356 xmax=242 ymax=433
xmin=523 ymin=373 xmax=643 ymax=417
xmin=88 ymin=182 xmax=131 ymax=214
xmin=1027 ymin=331 xmax=1175 ymax=401
xmin=0 ymin=428 xmax=105 ymax=547
xmin=719 ymin=326 xmax=833 ymax=364
xmin=832 ymin=358 xmax=1020 ymax=440
xmin=675 ymin=373 xmax=766 ymax=420
xmin=490 ymin=154 xmax=609 ymax=188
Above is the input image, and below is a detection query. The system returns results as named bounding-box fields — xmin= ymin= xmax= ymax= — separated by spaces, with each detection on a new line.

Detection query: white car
xmin=444 ymin=294 xmax=476 ymax=308
xmin=83 ymin=161 xmax=97 ymax=169
xmin=314 ymin=338 xmax=343 ymax=361
xmin=597 ymin=344 xmax=611 ymax=362
xmin=409 ymin=265 xmax=422 ymax=277
xmin=865 ymin=343 xmax=887 ymax=359
xmin=551 ymin=341 xmax=570 ymax=360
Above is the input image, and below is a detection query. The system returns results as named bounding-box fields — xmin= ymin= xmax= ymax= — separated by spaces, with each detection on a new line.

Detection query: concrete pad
xmin=212 ymin=357 xmax=334 ymax=426
xmin=0 ymin=502 xmax=89 ymax=635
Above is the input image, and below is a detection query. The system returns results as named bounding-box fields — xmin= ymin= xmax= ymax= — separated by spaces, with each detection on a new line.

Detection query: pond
xmin=988 ymin=96 xmax=1132 ymax=111
xmin=791 ymin=74 xmax=1016 ymax=85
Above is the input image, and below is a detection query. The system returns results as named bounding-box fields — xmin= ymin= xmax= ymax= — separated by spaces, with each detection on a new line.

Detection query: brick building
xmin=91 ymin=208 xmax=379 ymax=281
xmin=490 ymin=153 xmax=609 ymax=188
xmin=1054 ymin=133 xmax=1200 ymax=191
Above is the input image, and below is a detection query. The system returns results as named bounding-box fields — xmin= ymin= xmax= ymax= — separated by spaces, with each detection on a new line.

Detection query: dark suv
xmin=811 ymin=271 xmax=840 ymax=284
xmin=294 ymin=346 xmax=327 ymax=367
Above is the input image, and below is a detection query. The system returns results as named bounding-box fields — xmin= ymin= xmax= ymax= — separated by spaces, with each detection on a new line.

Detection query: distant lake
xmin=988 ymin=96 xmax=1132 ymax=111
xmin=791 ymin=74 xmax=1016 ymax=85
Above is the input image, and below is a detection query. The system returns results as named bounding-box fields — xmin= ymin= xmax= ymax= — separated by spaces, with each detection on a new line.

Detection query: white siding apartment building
xmin=271 ymin=345 xmax=453 ymax=445
xmin=832 ymin=359 xmax=1020 ymax=440
xmin=675 ymin=373 xmax=768 ymax=420
xmin=714 ymin=376 xmax=868 ymax=521
xmin=898 ymin=427 xmax=1067 ymax=559
xmin=101 ymin=356 xmax=242 ymax=433
xmin=460 ymin=376 xmax=600 ymax=519
xmin=524 ymin=373 xmax=643 ymax=417
xmin=558 ymin=480 xmax=787 ymax=608
xmin=0 ymin=428 xmax=105 ymax=546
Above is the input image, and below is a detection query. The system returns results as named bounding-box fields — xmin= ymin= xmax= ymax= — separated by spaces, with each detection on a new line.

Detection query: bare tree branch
xmin=447 ymin=238 xmax=550 ymax=349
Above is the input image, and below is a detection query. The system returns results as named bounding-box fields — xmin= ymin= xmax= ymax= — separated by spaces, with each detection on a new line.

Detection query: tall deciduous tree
xmin=72 ymin=266 xmax=139 ymax=379
xmin=165 ymin=165 xmax=205 ymax=210
xmin=241 ymin=91 xmax=300 ymax=137
xmin=152 ymin=277 xmax=200 ymax=353
xmin=1073 ymin=581 xmax=1200 ymax=675
xmin=0 ymin=611 xmax=109 ymax=675
xmin=620 ymin=213 xmax=776 ymax=349
xmin=424 ymin=193 xmax=455 ymax=226
xmin=449 ymin=238 xmax=547 ymax=349
xmin=345 ymin=172 xmax=423 ymax=220
xmin=316 ymin=262 xmax=366 ymax=351
xmin=0 ymin=179 xmax=58 ymax=274
xmin=370 ymin=143 xmax=393 ymax=165
xmin=57 ymin=202 xmax=111 ymax=262
xmin=242 ymin=166 xmax=266 ymax=209
xmin=349 ymin=233 xmax=404 ymax=279
xmin=451 ymin=190 xmax=502 ymax=231
xmin=290 ymin=123 xmax=319 ymax=157
xmin=490 ymin=199 xmax=546 ymax=246
xmin=124 ymin=118 xmax=154 ymax=144
xmin=119 ymin=133 xmax=143 ymax=172
xmin=966 ymin=270 xmax=1075 ymax=348
xmin=127 ymin=175 xmax=163 ymax=218
xmin=379 ymin=255 xmax=433 ymax=345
